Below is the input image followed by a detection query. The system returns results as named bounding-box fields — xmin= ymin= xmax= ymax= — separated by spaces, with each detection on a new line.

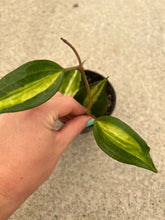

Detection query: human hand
xmin=0 ymin=92 xmax=91 ymax=219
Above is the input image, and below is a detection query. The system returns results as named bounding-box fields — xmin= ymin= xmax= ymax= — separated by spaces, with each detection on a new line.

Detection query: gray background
xmin=0 ymin=0 xmax=164 ymax=219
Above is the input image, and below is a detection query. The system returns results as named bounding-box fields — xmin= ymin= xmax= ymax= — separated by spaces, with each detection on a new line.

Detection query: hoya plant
xmin=0 ymin=38 xmax=157 ymax=173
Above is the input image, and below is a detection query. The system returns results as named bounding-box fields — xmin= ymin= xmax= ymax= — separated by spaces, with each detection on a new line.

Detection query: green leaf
xmin=0 ymin=60 xmax=64 ymax=113
xmin=93 ymin=116 xmax=157 ymax=173
xmin=58 ymin=70 xmax=81 ymax=97
xmin=74 ymin=78 xmax=108 ymax=118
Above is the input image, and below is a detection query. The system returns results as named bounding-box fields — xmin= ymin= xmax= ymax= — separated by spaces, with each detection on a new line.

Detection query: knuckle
xmin=66 ymin=96 xmax=75 ymax=104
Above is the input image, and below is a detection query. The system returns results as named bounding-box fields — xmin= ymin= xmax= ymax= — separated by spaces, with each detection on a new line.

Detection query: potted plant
xmin=0 ymin=38 xmax=157 ymax=173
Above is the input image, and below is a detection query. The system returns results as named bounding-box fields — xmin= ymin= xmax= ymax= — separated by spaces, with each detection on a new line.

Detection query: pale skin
xmin=0 ymin=92 xmax=91 ymax=220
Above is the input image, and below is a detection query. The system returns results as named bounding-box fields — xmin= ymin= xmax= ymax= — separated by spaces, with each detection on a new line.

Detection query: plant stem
xmin=86 ymin=112 xmax=96 ymax=119
xmin=61 ymin=38 xmax=92 ymax=114
xmin=63 ymin=65 xmax=79 ymax=73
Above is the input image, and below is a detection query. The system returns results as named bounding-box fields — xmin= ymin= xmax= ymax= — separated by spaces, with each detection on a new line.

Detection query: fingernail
xmin=86 ymin=118 xmax=95 ymax=127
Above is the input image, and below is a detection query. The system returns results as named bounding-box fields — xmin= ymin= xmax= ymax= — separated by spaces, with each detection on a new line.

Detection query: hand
xmin=0 ymin=92 xmax=91 ymax=219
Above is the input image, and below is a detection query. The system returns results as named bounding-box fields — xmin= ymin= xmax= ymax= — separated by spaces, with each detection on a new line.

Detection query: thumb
xmin=55 ymin=115 xmax=92 ymax=151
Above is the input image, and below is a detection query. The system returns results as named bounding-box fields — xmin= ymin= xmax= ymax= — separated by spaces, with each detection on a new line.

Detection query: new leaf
xmin=74 ymin=78 xmax=108 ymax=118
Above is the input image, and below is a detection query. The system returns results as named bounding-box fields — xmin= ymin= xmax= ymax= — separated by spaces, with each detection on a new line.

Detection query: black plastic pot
xmin=82 ymin=70 xmax=116 ymax=132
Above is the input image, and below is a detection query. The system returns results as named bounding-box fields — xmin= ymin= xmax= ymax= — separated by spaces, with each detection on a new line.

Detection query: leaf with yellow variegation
xmin=93 ymin=116 xmax=157 ymax=173
xmin=74 ymin=78 xmax=108 ymax=118
xmin=0 ymin=60 xmax=64 ymax=113
xmin=58 ymin=70 xmax=81 ymax=97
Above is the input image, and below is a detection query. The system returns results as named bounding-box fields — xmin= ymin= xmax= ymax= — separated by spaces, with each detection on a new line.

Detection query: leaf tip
xmin=145 ymin=156 xmax=158 ymax=173
xmin=150 ymin=164 xmax=158 ymax=173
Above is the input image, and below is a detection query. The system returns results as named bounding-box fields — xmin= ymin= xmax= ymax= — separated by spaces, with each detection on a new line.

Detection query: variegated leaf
xmin=58 ymin=70 xmax=81 ymax=97
xmin=93 ymin=116 xmax=157 ymax=173
xmin=0 ymin=60 xmax=64 ymax=113
xmin=74 ymin=78 xmax=108 ymax=118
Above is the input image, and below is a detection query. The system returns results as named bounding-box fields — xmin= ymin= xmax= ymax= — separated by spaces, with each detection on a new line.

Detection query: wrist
xmin=0 ymin=166 xmax=30 ymax=219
